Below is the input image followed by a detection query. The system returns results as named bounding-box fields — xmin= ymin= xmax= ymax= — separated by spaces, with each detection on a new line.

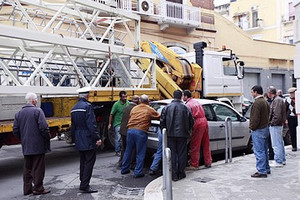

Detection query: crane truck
xmin=0 ymin=0 xmax=244 ymax=149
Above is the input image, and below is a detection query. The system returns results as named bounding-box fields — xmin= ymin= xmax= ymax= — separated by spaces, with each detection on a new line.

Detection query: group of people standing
xmin=110 ymin=89 xmax=212 ymax=182
xmin=250 ymin=85 xmax=297 ymax=178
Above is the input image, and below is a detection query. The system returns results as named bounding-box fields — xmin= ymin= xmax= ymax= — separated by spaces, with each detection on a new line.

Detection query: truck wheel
xmin=106 ymin=128 xmax=115 ymax=149
xmin=64 ymin=131 xmax=73 ymax=144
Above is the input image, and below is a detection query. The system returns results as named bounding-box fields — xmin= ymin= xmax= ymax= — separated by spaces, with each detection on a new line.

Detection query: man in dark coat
xmin=286 ymin=87 xmax=298 ymax=151
xmin=71 ymin=89 xmax=102 ymax=193
xmin=13 ymin=92 xmax=51 ymax=196
xmin=250 ymin=85 xmax=271 ymax=178
xmin=268 ymin=86 xmax=286 ymax=167
xmin=160 ymin=90 xmax=194 ymax=181
xmin=118 ymin=95 xmax=140 ymax=167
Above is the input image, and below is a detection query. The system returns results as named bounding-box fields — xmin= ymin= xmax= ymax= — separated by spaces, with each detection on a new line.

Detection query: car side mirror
xmin=240 ymin=117 xmax=247 ymax=122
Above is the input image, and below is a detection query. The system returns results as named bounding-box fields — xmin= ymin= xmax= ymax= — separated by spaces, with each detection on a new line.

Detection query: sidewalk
xmin=144 ymin=146 xmax=300 ymax=200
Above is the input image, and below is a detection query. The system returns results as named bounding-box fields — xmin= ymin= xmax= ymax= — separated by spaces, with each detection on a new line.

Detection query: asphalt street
xmin=0 ymin=139 xmax=159 ymax=200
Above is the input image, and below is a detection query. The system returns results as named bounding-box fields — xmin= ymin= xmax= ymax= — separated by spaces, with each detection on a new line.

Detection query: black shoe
xmin=149 ymin=170 xmax=156 ymax=176
xmin=33 ymin=189 xmax=51 ymax=195
xmin=115 ymin=152 xmax=121 ymax=157
xmin=178 ymin=173 xmax=186 ymax=180
xmin=172 ymin=177 xmax=179 ymax=182
xmin=292 ymin=148 xmax=297 ymax=152
xmin=205 ymin=164 xmax=211 ymax=168
xmin=80 ymin=187 xmax=98 ymax=193
xmin=134 ymin=173 xmax=145 ymax=178
xmin=121 ymin=170 xmax=130 ymax=175
xmin=267 ymin=171 xmax=271 ymax=174
xmin=251 ymin=172 xmax=267 ymax=178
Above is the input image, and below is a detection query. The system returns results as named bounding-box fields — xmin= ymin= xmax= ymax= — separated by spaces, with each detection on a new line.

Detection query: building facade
xmin=293 ymin=0 xmax=300 ymax=148
xmin=0 ymin=0 xmax=296 ymax=100
xmin=215 ymin=0 xmax=295 ymax=44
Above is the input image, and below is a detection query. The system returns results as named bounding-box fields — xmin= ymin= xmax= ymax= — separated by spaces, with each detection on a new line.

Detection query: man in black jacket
xmin=160 ymin=90 xmax=194 ymax=181
xmin=13 ymin=92 xmax=51 ymax=196
xmin=71 ymin=89 xmax=102 ymax=193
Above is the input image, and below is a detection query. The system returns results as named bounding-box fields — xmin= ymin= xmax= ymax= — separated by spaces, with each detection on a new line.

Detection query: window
xmin=289 ymin=2 xmax=295 ymax=21
xmin=237 ymin=14 xmax=249 ymax=29
xmin=150 ymin=103 xmax=166 ymax=114
xmin=202 ymin=105 xmax=214 ymax=121
xmin=222 ymin=57 xmax=236 ymax=76
xmin=252 ymin=11 xmax=258 ymax=27
xmin=212 ymin=104 xmax=239 ymax=121
xmin=168 ymin=46 xmax=187 ymax=54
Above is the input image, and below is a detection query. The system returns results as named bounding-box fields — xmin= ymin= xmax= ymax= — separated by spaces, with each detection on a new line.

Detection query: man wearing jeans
xmin=121 ymin=95 xmax=160 ymax=178
xmin=108 ymin=91 xmax=129 ymax=156
xmin=250 ymin=85 xmax=271 ymax=178
xmin=268 ymin=86 xmax=286 ymax=167
xmin=149 ymin=128 xmax=162 ymax=175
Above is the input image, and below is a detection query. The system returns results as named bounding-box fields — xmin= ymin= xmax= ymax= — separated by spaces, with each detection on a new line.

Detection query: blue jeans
xmin=121 ymin=129 xmax=147 ymax=176
xmin=252 ymin=126 xmax=270 ymax=174
xmin=150 ymin=129 xmax=162 ymax=171
xmin=269 ymin=126 xmax=286 ymax=163
xmin=114 ymin=125 xmax=121 ymax=153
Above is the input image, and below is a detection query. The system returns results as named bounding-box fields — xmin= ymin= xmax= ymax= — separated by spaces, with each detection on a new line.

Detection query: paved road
xmin=0 ymin=139 xmax=159 ymax=200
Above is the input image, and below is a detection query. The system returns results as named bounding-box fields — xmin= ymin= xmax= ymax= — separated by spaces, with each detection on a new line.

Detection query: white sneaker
xmin=270 ymin=161 xmax=284 ymax=168
xmin=282 ymin=161 xmax=286 ymax=165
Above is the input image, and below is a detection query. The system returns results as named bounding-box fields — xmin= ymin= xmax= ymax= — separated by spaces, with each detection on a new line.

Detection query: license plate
xmin=148 ymin=126 xmax=158 ymax=133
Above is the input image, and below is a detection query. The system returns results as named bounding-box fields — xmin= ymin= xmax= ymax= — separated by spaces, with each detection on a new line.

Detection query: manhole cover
xmin=192 ymin=177 xmax=215 ymax=183
xmin=112 ymin=184 xmax=144 ymax=199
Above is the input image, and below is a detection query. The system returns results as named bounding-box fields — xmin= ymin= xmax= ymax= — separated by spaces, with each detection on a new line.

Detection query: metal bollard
xmin=162 ymin=128 xmax=173 ymax=200
xmin=165 ymin=147 xmax=173 ymax=200
xmin=225 ymin=117 xmax=233 ymax=163
xmin=162 ymin=128 xmax=167 ymax=190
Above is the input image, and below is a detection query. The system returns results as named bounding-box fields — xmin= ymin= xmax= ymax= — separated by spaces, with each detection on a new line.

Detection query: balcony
xmin=157 ymin=1 xmax=201 ymax=29
xmin=99 ymin=0 xmax=201 ymax=30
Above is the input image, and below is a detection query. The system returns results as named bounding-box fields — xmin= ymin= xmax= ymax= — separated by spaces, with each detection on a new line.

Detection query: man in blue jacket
xmin=71 ymin=88 xmax=102 ymax=193
xmin=13 ymin=92 xmax=51 ymax=196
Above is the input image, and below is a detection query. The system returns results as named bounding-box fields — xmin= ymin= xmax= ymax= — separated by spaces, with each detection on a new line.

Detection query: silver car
xmin=147 ymin=99 xmax=252 ymax=154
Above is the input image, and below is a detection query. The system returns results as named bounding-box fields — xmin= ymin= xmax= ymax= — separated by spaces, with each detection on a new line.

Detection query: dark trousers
xmin=167 ymin=137 xmax=187 ymax=180
xmin=288 ymin=116 xmax=298 ymax=149
xmin=79 ymin=149 xmax=96 ymax=190
xmin=268 ymin=133 xmax=274 ymax=160
xmin=23 ymin=154 xmax=45 ymax=195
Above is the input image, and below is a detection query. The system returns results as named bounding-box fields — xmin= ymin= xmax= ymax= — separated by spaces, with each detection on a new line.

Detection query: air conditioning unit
xmin=138 ymin=0 xmax=154 ymax=15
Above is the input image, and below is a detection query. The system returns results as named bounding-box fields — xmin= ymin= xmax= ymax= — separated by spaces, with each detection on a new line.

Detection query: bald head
xmin=131 ymin=95 xmax=140 ymax=104
xmin=140 ymin=94 xmax=149 ymax=104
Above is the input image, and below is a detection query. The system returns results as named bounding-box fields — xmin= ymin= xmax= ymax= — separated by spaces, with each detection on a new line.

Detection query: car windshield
xmin=150 ymin=103 xmax=167 ymax=114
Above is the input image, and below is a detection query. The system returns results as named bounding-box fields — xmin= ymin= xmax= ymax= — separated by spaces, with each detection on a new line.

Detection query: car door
xmin=202 ymin=104 xmax=218 ymax=152
xmin=211 ymin=103 xmax=249 ymax=150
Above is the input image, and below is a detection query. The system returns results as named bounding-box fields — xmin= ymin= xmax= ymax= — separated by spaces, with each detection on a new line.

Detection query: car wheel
xmin=245 ymin=137 xmax=253 ymax=154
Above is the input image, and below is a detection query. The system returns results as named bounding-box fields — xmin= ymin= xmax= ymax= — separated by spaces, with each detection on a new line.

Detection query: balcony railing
xmin=159 ymin=1 xmax=200 ymax=26
xmin=94 ymin=0 xmax=201 ymax=27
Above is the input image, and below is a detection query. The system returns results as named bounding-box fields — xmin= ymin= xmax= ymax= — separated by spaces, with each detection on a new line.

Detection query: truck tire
xmin=106 ymin=128 xmax=115 ymax=149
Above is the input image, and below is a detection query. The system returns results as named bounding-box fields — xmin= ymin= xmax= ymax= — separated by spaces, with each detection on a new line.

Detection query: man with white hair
xmin=13 ymin=92 xmax=51 ymax=196
xmin=267 ymin=86 xmax=286 ymax=167
xmin=121 ymin=94 xmax=160 ymax=178
xmin=71 ymin=89 xmax=102 ymax=193
xmin=286 ymin=87 xmax=298 ymax=151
